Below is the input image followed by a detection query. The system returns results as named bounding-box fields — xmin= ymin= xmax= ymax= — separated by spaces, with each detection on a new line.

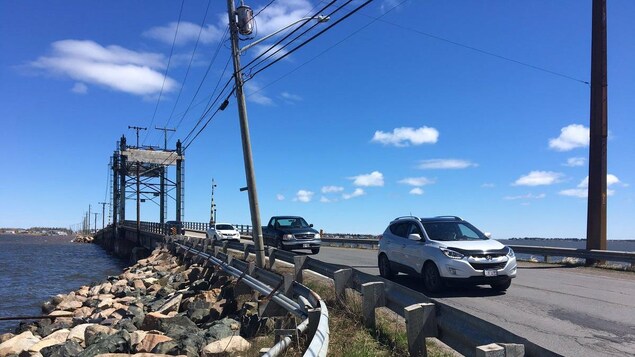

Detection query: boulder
xmin=98 ymin=298 xmax=115 ymax=309
xmin=89 ymin=285 xmax=102 ymax=297
xmin=84 ymin=325 xmax=118 ymax=346
xmin=93 ymin=353 xmax=186 ymax=357
xmin=100 ymin=282 xmax=113 ymax=294
xmin=136 ymin=334 xmax=173 ymax=353
xmin=73 ymin=307 xmax=95 ymax=319
xmin=28 ymin=329 xmax=70 ymax=353
xmin=201 ymin=336 xmax=251 ymax=357
xmin=204 ymin=318 xmax=240 ymax=342
xmin=129 ymin=331 xmax=148 ymax=349
xmin=67 ymin=323 xmax=95 ymax=345
xmin=156 ymin=294 xmax=182 ymax=314
xmin=39 ymin=339 xmax=83 ymax=357
xmin=132 ymin=280 xmax=147 ymax=293
xmin=76 ymin=330 xmax=130 ymax=356
xmin=0 ymin=331 xmax=41 ymax=356
xmin=0 ymin=333 xmax=15 ymax=344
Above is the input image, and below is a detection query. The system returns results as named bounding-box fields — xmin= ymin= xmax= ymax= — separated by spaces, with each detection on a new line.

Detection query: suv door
xmin=400 ymin=221 xmax=426 ymax=274
xmin=383 ymin=221 xmax=408 ymax=268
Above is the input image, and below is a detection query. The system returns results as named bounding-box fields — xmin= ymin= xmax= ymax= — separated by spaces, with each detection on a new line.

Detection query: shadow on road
xmin=390 ymin=274 xmax=507 ymax=298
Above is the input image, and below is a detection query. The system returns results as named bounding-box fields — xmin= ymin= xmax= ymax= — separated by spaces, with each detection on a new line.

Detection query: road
xmin=312 ymin=246 xmax=635 ymax=357
xmin=186 ymin=232 xmax=634 ymax=356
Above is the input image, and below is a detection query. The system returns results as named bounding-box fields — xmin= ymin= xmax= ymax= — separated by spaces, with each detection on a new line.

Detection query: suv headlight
xmin=441 ymin=248 xmax=464 ymax=259
xmin=314 ymin=233 xmax=321 ymax=239
xmin=282 ymin=234 xmax=294 ymax=240
xmin=506 ymin=247 xmax=515 ymax=258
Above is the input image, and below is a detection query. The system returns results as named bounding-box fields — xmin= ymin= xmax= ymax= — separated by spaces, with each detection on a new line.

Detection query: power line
xmin=164 ymin=0 xmax=212 ymax=130
xmin=246 ymin=0 xmax=373 ymax=81
xmin=143 ymin=0 xmax=186 ymax=146
xmin=169 ymin=29 xmax=231 ymax=142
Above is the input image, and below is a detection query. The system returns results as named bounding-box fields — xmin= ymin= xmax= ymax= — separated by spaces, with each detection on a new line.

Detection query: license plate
xmin=303 ymin=244 xmax=310 ymax=248
xmin=484 ymin=269 xmax=498 ymax=277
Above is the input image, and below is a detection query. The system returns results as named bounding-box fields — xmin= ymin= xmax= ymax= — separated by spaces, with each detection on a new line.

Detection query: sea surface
xmin=0 ymin=234 xmax=128 ymax=333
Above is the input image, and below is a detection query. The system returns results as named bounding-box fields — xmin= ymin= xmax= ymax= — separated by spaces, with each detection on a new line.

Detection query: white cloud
xmin=398 ymin=177 xmax=435 ymax=186
xmin=513 ymin=171 xmax=564 ymax=186
xmin=349 ymin=171 xmax=384 ymax=187
xmin=321 ymin=186 xmax=344 ymax=193
xmin=563 ymin=157 xmax=586 ymax=167
xmin=409 ymin=187 xmax=424 ymax=195
xmin=371 ymin=126 xmax=439 ymax=147
xmin=244 ymin=80 xmax=273 ymax=105
xmin=504 ymin=193 xmax=546 ymax=200
xmin=294 ymin=190 xmax=314 ymax=203
xmin=250 ymin=0 xmax=314 ymax=35
xmin=482 ymin=183 xmax=496 ymax=188
xmin=549 ymin=124 xmax=589 ymax=151
xmin=72 ymin=82 xmax=88 ymax=94
xmin=320 ymin=196 xmax=336 ymax=203
xmin=417 ymin=159 xmax=477 ymax=170
xmin=30 ymin=40 xmax=176 ymax=96
xmin=559 ymin=174 xmax=621 ymax=198
xmin=343 ymin=188 xmax=365 ymax=200
xmin=276 ymin=194 xmax=285 ymax=201
xmin=143 ymin=22 xmax=224 ymax=46
xmin=280 ymin=91 xmax=302 ymax=103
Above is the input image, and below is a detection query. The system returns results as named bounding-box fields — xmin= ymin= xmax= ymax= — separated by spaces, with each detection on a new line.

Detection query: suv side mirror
xmin=309 ymin=224 xmax=313 ymax=227
xmin=484 ymin=232 xmax=492 ymax=238
xmin=408 ymin=233 xmax=421 ymax=241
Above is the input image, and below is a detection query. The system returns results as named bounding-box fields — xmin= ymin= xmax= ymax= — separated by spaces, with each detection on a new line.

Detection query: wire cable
xmin=164 ymin=0 xmax=212 ymax=129
xmin=143 ymin=0 xmax=185 ymax=146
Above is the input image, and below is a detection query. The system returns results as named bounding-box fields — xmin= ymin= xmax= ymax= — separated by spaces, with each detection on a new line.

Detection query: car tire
xmin=423 ymin=262 xmax=444 ymax=293
xmin=311 ymin=247 xmax=320 ymax=254
xmin=378 ymin=254 xmax=395 ymax=280
xmin=490 ymin=279 xmax=512 ymax=292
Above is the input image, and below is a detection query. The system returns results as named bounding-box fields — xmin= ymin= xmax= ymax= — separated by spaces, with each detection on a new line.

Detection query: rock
xmin=89 ymin=285 xmax=102 ymax=297
xmin=204 ymin=318 xmax=239 ymax=342
xmin=129 ymin=331 xmax=148 ymax=350
xmin=187 ymin=267 xmax=203 ymax=282
xmin=98 ymin=298 xmax=115 ymax=309
xmin=132 ymin=280 xmax=146 ymax=293
xmin=41 ymin=301 xmax=56 ymax=314
xmin=67 ymin=323 xmax=95 ymax=345
xmin=94 ymin=353 xmax=186 ymax=357
xmin=139 ymin=312 xmax=170 ymax=331
xmin=47 ymin=310 xmax=72 ymax=317
xmin=76 ymin=330 xmax=130 ymax=356
xmin=0 ymin=331 xmax=41 ymax=356
xmin=40 ymin=339 xmax=84 ymax=357
xmin=27 ymin=329 xmax=70 ymax=353
xmin=201 ymin=336 xmax=251 ymax=356
xmin=100 ymin=282 xmax=113 ymax=295
xmin=114 ymin=319 xmax=138 ymax=333
xmin=84 ymin=325 xmax=118 ymax=346
xmin=77 ymin=286 xmax=90 ymax=297
xmin=136 ymin=334 xmax=173 ymax=353
xmin=156 ymin=294 xmax=182 ymax=314
xmin=73 ymin=307 xmax=95 ymax=319
xmin=0 ymin=333 xmax=15 ymax=344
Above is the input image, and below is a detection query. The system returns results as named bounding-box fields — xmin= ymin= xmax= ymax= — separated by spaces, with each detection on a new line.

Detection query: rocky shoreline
xmin=0 ymin=246 xmax=277 ymax=357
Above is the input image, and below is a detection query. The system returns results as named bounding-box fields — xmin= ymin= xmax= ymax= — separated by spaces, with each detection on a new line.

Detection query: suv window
xmin=389 ymin=222 xmax=409 ymax=238
xmin=215 ymin=224 xmax=234 ymax=230
xmin=407 ymin=222 xmax=423 ymax=238
xmin=422 ymin=221 xmax=486 ymax=241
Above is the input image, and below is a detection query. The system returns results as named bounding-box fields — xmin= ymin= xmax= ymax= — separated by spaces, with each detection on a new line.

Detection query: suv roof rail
xmin=392 ymin=215 xmax=420 ymax=222
xmin=434 ymin=215 xmax=462 ymax=220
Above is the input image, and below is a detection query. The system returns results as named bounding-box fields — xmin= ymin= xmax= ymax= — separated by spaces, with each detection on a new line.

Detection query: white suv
xmin=206 ymin=223 xmax=241 ymax=242
xmin=378 ymin=216 xmax=517 ymax=292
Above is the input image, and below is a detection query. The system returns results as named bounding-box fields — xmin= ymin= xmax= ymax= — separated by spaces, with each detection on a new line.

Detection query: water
xmin=498 ymin=238 xmax=635 ymax=252
xmin=0 ymin=234 xmax=128 ymax=333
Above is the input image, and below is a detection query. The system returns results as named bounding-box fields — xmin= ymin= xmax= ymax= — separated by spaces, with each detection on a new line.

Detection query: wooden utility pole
xmin=586 ymin=0 xmax=608 ymax=261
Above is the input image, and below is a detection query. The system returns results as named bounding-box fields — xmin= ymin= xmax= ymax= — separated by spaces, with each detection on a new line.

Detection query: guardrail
xmin=167 ymin=236 xmax=328 ymax=357
xmin=215 ymin=240 xmax=557 ymax=357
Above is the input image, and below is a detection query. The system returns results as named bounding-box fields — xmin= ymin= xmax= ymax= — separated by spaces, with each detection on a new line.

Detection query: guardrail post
xmin=268 ymin=248 xmax=276 ymax=269
xmin=283 ymin=273 xmax=294 ymax=297
xmin=476 ymin=343 xmax=505 ymax=357
xmin=361 ymin=281 xmax=385 ymax=329
xmin=248 ymin=261 xmax=256 ymax=276
xmin=497 ymin=343 xmax=525 ymax=357
xmin=294 ymin=256 xmax=307 ymax=284
xmin=222 ymin=241 xmax=228 ymax=254
xmin=333 ymin=268 xmax=352 ymax=300
xmin=307 ymin=308 xmax=321 ymax=342
xmin=214 ymin=246 xmax=221 ymax=257
xmin=404 ymin=303 xmax=436 ymax=357
xmin=243 ymin=243 xmax=250 ymax=260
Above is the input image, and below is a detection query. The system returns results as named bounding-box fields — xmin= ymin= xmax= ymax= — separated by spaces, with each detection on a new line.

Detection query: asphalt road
xmin=185 ymin=232 xmax=634 ymax=356
xmin=312 ymin=246 xmax=635 ymax=357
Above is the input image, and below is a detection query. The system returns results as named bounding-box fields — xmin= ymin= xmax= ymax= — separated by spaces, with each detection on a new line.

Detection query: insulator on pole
xmin=236 ymin=5 xmax=254 ymax=35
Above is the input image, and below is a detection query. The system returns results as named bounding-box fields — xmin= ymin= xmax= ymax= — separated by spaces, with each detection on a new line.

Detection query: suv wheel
xmin=311 ymin=247 xmax=320 ymax=254
xmin=378 ymin=254 xmax=394 ymax=279
xmin=423 ymin=262 xmax=444 ymax=293
xmin=490 ymin=279 xmax=512 ymax=292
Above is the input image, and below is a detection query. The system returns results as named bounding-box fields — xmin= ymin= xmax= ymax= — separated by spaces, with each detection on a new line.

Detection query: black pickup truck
xmin=262 ymin=216 xmax=321 ymax=254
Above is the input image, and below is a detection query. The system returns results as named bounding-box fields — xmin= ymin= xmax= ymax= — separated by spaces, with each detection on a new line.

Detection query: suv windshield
xmin=215 ymin=224 xmax=235 ymax=230
xmin=422 ymin=221 xmax=487 ymax=241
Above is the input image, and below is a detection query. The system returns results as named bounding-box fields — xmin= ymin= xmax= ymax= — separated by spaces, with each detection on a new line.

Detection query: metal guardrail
xmin=219 ymin=241 xmax=558 ymax=357
xmin=168 ymin=236 xmax=328 ymax=357
xmin=509 ymin=245 xmax=635 ymax=265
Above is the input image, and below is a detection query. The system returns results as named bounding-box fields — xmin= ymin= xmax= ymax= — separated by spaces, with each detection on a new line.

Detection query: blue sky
xmin=1 ymin=1 xmax=634 ymax=239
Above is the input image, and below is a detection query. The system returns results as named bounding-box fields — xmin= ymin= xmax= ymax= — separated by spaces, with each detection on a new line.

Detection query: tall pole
xmin=98 ymin=202 xmax=107 ymax=229
xmin=93 ymin=213 xmax=98 ymax=233
xmin=586 ymin=0 xmax=608 ymax=262
xmin=227 ymin=0 xmax=265 ymax=268
xmin=128 ymin=126 xmax=147 ymax=148
xmin=176 ymin=140 xmax=183 ymax=224
xmin=210 ymin=178 xmax=217 ymax=225
xmin=155 ymin=127 xmax=176 ymax=150
xmin=136 ymin=161 xmax=141 ymax=239
xmin=88 ymin=204 xmax=91 ymax=233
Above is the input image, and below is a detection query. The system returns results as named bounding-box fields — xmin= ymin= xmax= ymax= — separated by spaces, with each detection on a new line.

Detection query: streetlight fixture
xmin=226 ymin=0 xmax=328 ymax=268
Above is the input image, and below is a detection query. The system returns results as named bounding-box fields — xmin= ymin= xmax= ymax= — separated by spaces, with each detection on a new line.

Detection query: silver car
xmin=378 ymin=216 xmax=517 ymax=292
xmin=206 ymin=223 xmax=241 ymax=242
